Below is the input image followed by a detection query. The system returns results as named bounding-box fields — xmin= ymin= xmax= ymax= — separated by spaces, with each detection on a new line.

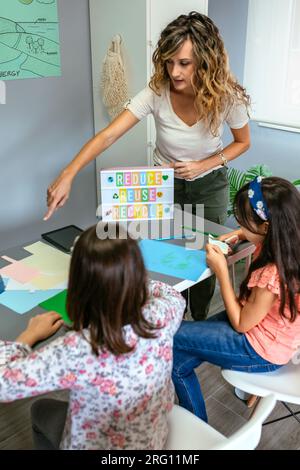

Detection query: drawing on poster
xmin=0 ymin=0 xmax=61 ymax=81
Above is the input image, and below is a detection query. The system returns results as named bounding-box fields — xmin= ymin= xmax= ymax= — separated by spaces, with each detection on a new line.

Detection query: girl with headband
xmin=172 ymin=176 xmax=300 ymax=421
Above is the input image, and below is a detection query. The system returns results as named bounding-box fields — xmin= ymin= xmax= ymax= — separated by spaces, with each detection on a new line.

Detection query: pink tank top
xmin=245 ymin=262 xmax=300 ymax=364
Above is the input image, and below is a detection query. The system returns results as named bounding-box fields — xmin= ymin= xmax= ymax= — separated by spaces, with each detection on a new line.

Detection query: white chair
xmin=165 ymin=394 xmax=276 ymax=450
xmin=222 ymin=361 xmax=300 ymax=425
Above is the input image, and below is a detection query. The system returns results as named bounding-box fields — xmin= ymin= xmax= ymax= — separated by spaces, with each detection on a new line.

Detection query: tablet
xmin=41 ymin=225 xmax=83 ymax=253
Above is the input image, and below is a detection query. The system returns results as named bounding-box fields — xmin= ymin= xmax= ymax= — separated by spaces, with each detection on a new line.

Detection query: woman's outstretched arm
xmin=44 ymin=110 xmax=139 ymax=220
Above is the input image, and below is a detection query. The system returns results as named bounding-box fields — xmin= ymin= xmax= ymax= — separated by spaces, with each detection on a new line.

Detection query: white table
xmin=0 ymin=217 xmax=255 ymax=341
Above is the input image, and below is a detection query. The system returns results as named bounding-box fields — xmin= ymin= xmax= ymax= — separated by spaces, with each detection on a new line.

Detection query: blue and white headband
xmin=248 ymin=176 xmax=269 ymax=221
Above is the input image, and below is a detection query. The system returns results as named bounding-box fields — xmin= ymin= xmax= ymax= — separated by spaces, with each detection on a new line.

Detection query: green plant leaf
xmin=293 ymin=179 xmax=300 ymax=187
xmin=228 ymin=168 xmax=246 ymax=204
xmin=243 ymin=164 xmax=272 ymax=183
xmin=227 ymin=164 xmax=272 ymax=217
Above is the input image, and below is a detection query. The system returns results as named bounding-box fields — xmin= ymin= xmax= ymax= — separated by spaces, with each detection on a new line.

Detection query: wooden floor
xmin=1 ymin=263 xmax=300 ymax=450
xmin=198 ymin=364 xmax=300 ymax=450
xmin=1 ymin=366 xmax=299 ymax=450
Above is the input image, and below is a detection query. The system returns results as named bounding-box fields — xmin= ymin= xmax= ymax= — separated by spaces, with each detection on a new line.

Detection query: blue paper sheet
xmin=139 ymin=239 xmax=207 ymax=281
xmin=0 ymin=289 xmax=63 ymax=314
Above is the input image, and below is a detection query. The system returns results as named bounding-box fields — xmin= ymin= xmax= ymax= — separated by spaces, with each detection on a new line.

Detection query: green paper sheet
xmin=39 ymin=290 xmax=72 ymax=325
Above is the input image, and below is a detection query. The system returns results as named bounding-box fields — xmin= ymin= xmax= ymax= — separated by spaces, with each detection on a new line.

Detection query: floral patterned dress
xmin=0 ymin=281 xmax=185 ymax=450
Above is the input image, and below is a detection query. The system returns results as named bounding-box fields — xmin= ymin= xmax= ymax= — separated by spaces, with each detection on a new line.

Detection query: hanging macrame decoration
xmin=100 ymin=35 xmax=129 ymax=121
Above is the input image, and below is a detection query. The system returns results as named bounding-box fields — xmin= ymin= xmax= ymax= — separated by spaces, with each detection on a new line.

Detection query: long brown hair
xmin=234 ymin=177 xmax=300 ymax=322
xmin=149 ymin=11 xmax=250 ymax=136
xmin=67 ymin=224 xmax=158 ymax=355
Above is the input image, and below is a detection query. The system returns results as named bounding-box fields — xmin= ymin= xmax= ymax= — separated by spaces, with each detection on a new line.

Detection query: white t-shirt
xmin=126 ymin=86 xmax=249 ymax=180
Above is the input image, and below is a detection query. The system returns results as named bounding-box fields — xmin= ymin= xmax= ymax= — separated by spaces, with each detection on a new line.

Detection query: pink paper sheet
xmin=0 ymin=256 xmax=40 ymax=284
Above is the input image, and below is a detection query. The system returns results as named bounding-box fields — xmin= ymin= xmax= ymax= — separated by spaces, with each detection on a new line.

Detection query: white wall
xmin=148 ymin=0 xmax=208 ymax=49
xmin=90 ymin=0 xmax=149 ymax=205
xmin=209 ymin=0 xmax=300 ymax=183
xmin=0 ymin=0 xmax=96 ymax=250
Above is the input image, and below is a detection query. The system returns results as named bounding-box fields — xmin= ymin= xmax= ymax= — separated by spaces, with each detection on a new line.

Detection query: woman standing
xmin=45 ymin=12 xmax=250 ymax=320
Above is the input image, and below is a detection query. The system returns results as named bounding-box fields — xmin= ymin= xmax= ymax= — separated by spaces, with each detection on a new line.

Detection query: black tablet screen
xmin=42 ymin=226 xmax=83 ymax=253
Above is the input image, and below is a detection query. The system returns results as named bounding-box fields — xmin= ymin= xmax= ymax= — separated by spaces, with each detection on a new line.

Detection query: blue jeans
xmin=172 ymin=311 xmax=282 ymax=422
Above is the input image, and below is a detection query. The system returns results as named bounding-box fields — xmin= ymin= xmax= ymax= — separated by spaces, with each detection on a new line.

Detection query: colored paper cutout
xmin=0 ymin=241 xmax=70 ymax=314
xmin=0 ymin=289 xmax=63 ymax=314
xmin=5 ymin=278 xmax=36 ymax=291
xmin=39 ymin=290 xmax=71 ymax=325
xmin=21 ymin=242 xmax=70 ymax=289
xmin=4 ymin=278 xmax=67 ymax=292
xmin=139 ymin=240 xmax=208 ymax=282
xmin=0 ymin=256 xmax=40 ymax=284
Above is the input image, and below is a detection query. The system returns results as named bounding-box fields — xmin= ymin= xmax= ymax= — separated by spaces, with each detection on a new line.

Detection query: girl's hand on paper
xmin=16 ymin=312 xmax=64 ymax=347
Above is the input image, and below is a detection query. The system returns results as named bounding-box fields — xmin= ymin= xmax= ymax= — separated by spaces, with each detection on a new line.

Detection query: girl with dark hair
xmin=172 ymin=176 xmax=300 ymax=421
xmin=0 ymin=224 xmax=185 ymax=449
xmin=45 ymin=11 xmax=251 ymax=320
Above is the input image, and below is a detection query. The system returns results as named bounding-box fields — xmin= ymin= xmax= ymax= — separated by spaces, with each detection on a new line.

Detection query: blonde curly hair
xmin=149 ymin=11 xmax=250 ymax=136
